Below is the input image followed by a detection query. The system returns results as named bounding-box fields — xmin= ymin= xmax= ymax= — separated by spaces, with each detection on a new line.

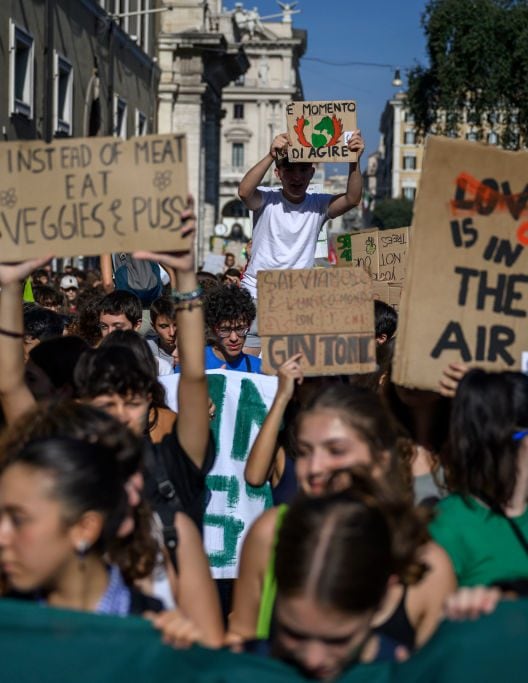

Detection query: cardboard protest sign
xmin=371 ymin=281 xmax=390 ymax=303
xmin=332 ymin=227 xmax=410 ymax=284
xmin=332 ymin=229 xmax=379 ymax=275
xmin=160 ymin=370 xmax=277 ymax=579
xmin=377 ymin=227 xmax=410 ymax=284
xmin=393 ymin=136 xmax=528 ymax=390
xmin=286 ymin=100 xmax=357 ymax=163
xmin=258 ymin=267 xmax=376 ymax=376
xmin=0 ymin=133 xmax=189 ymax=261
xmin=388 ymin=283 xmax=403 ymax=309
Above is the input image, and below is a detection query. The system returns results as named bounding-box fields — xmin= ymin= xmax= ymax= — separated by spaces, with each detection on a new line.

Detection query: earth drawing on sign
xmin=293 ymin=115 xmax=344 ymax=148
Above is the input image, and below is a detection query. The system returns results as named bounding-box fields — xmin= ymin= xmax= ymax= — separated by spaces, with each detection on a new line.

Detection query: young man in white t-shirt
xmin=238 ymin=130 xmax=365 ymax=352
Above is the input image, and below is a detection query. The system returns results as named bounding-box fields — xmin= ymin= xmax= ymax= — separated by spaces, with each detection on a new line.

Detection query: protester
xmin=33 ymin=286 xmax=65 ymax=313
xmin=59 ymin=275 xmax=79 ymax=313
xmin=244 ymin=353 xmax=302 ymax=504
xmin=98 ymin=330 xmax=192 ymax=443
xmin=230 ymin=384 xmax=456 ymax=651
xmin=238 ymin=129 xmax=365 ymax=351
xmin=223 ymin=253 xmax=236 ymax=271
xmin=146 ymin=297 xmax=179 ymax=374
xmin=0 ymin=434 xmax=156 ymax=615
xmin=268 ymin=481 xmax=428 ymax=677
xmin=32 ymin=269 xmax=50 ymax=287
xmin=430 ymin=369 xmax=528 ymax=587
xmin=221 ymin=268 xmax=242 ymax=287
xmin=0 ymin=401 xmax=223 ymax=646
xmin=29 ymin=336 xmax=89 ymax=400
xmin=203 ymin=284 xmax=262 ymax=372
xmin=22 ymin=307 xmax=65 ymax=363
xmin=76 ymin=290 xmax=104 ymax=347
xmin=97 ymin=290 xmax=143 ymax=337
xmin=374 ymin=300 xmax=398 ymax=345
xmin=383 ymin=378 xmax=450 ymax=505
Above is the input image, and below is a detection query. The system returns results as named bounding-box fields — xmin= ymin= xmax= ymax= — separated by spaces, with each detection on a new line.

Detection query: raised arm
xmin=327 ymin=130 xmax=365 ymax=219
xmin=244 ymin=353 xmax=303 ymax=488
xmin=133 ymin=205 xmax=209 ymax=469
xmin=0 ymin=257 xmax=52 ymax=423
xmin=100 ymin=254 xmax=115 ymax=293
xmin=238 ymin=133 xmax=289 ymax=211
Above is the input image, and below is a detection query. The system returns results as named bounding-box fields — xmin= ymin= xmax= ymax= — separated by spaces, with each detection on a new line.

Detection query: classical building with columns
xmin=218 ymin=4 xmax=306 ymax=246
xmin=157 ymin=1 xmax=305 ymax=262
xmin=157 ymin=1 xmax=249 ymax=262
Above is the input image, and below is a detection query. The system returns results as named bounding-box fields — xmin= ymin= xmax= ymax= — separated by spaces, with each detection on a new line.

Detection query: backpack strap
xmin=244 ymin=354 xmax=252 ymax=373
xmin=143 ymin=444 xmax=182 ymax=573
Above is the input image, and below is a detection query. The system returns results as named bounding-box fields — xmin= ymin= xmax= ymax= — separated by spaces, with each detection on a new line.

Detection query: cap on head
xmin=60 ymin=275 xmax=79 ymax=290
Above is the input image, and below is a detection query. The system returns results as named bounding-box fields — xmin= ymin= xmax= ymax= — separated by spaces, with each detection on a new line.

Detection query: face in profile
xmin=0 ymin=465 xmax=83 ymax=593
xmin=295 ymin=409 xmax=377 ymax=496
xmin=273 ymin=593 xmax=374 ymax=681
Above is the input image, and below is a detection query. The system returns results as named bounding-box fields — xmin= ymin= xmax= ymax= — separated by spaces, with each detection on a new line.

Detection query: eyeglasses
xmin=63 ymin=287 xmax=77 ymax=292
xmin=215 ymin=325 xmax=250 ymax=339
xmin=513 ymin=429 xmax=528 ymax=441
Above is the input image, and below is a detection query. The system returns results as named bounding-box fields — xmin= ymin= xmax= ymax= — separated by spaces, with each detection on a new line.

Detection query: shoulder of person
xmin=418 ymin=541 xmax=456 ymax=578
xmin=246 ymin=506 xmax=282 ymax=548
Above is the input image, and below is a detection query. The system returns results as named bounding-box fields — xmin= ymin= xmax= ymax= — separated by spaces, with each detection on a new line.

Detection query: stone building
xmin=367 ymin=91 xmax=423 ymax=203
xmin=157 ymin=0 xmax=249 ymax=262
xmin=369 ymin=90 xmax=511 ymax=205
xmin=218 ymin=4 xmax=306 ymax=245
xmin=0 ymin=1 xmax=160 ymax=142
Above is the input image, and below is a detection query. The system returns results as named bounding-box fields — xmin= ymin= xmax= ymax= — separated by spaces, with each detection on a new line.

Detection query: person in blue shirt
xmin=203 ymin=285 xmax=262 ymax=373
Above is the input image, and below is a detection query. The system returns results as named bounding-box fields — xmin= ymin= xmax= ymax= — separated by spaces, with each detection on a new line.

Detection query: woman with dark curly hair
xmin=0 ymin=399 xmax=223 ymax=647
xmin=203 ymin=284 xmax=262 ymax=373
xmin=0 ymin=403 xmax=161 ymax=617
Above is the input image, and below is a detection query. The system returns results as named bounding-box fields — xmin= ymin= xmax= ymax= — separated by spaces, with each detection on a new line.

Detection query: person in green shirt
xmin=429 ymin=369 xmax=528 ymax=587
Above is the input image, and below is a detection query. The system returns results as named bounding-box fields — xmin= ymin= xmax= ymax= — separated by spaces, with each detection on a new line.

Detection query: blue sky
xmin=238 ymin=0 xmax=430 ymax=171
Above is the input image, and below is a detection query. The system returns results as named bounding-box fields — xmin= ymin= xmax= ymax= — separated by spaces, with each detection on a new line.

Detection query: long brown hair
xmin=294 ymin=383 xmax=414 ymax=500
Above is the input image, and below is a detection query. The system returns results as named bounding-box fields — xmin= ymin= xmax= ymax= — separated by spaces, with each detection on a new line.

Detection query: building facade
xmin=369 ymin=91 xmax=514 ymax=206
xmin=157 ymin=0 xmax=249 ymax=263
xmin=371 ymin=91 xmax=423 ymax=203
xmin=0 ymin=0 xmax=160 ymax=143
xmin=218 ymin=4 xmax=306 ymax=243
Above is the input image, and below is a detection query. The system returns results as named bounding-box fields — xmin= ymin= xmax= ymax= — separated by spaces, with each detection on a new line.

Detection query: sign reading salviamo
xmin=258 ymin=267 xmax=376 ymax=376
xmin=394 ymin=136 xmax=528 ymax=390
xmin=0 ymin=134 xmax=190 ymax=261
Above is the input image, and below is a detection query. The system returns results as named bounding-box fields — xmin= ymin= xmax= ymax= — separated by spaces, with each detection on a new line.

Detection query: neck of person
xmin=212 ymin=345 xmax=243 ymax=365
xmin=281 ymin=190 xmax=305 ymax=204
xmin=45 ymin=553 xmax=110 ymax=612
xmin=505 ymin=450 xmax=528 ymax=517
xmin=159 ymin=339 xmax=175 ymax=356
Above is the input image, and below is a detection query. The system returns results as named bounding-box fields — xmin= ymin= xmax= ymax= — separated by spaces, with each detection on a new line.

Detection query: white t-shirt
xmin=241 ymin=187 xmax=333 ymax=299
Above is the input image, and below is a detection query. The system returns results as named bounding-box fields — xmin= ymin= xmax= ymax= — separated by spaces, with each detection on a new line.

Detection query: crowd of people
xmin=1 ymin=130 xmax=528 ymax=681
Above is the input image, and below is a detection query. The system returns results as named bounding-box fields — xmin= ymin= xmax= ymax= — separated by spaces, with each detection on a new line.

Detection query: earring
xmin=76 ymin=540 xmax=89 ymax=572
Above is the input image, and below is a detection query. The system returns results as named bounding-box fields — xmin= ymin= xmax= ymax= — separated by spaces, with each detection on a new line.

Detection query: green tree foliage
xmin=407 ymin=0 xmax=528 ymax=149
xmin=370 ymin=198 xmax=413 ymax=229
